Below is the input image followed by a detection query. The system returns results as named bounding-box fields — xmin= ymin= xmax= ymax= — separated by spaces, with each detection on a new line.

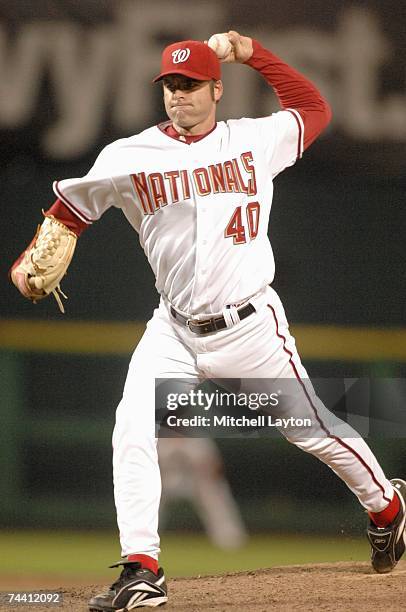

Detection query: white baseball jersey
xmin=54 ymin=109 xmax=304 ymax=316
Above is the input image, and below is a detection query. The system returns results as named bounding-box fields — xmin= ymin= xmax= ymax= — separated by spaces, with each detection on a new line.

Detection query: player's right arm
xmin=242 ymin=37 xmax=331 ymax=149
xmin=225 ymin=30 xmax=331 ymax=147
xmin=222 ymin=30 xmax=332 ymax=176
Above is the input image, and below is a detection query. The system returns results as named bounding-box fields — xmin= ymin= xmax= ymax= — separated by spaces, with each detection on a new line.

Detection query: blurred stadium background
xmin=1 ymin=0 xmax=405 ymax=585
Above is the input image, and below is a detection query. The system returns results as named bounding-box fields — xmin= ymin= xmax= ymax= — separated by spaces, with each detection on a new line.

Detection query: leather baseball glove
xmin=10 ymin=214 xmax=77 ymax=313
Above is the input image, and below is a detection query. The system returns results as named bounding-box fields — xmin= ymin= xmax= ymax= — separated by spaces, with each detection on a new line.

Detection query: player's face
xmin=162 ymin=75 xmax=223 ymax=134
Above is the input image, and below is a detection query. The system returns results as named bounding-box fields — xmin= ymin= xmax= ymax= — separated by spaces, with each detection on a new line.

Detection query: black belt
xmin=170 ymin=302 xmax=256 ymax=335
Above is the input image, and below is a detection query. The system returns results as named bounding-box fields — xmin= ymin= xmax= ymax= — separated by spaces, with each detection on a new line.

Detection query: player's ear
xmin=213 ymin=80 xmax=223 ymax=103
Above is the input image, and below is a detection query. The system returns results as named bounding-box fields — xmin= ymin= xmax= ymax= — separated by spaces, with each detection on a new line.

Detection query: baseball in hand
xmin=207 ymin=33 xmax=232 ymax=60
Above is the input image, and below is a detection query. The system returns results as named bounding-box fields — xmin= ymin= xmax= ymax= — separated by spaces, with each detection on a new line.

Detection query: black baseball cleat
xmin=367 ymin=478 xmax=406 ymax=574
xmin=88 ymin=560 xmax=168 ymax=611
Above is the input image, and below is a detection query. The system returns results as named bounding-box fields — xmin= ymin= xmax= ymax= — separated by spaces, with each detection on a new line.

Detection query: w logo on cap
xmin=153 ymin=40 xmax=221 ymax=82
xmin=171 ymin=48 xmax=191 ymax=64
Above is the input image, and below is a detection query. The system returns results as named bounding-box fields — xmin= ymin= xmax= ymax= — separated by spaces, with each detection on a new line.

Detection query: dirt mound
xmin=3 ymin=562 xmax=406 ymax=611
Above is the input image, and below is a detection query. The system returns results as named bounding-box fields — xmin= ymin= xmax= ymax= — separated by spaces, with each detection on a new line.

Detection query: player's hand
xmin=222 ymin=31 xmax=253 ymax=64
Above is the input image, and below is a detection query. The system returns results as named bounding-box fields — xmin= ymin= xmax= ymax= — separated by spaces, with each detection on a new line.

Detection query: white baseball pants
xmin=112 ymin=285 xmax=393 ymax=558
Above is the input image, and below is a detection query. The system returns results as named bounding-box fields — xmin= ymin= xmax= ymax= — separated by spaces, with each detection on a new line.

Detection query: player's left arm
xmin=9 ymin=145 xmax=120 ymax=311
xmin=223 ymin=30 xmax=332 ymax=151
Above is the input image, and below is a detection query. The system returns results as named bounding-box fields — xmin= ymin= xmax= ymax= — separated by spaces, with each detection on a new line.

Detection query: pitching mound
xmin=5 ymin=562 xmax=406 ymax=611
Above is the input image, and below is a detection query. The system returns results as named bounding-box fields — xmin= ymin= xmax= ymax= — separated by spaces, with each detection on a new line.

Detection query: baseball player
xmin=10 ymin=31 xmax=406 ymax=611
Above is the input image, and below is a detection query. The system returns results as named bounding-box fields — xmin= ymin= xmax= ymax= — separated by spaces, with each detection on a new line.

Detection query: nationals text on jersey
xmin=131 ymin=151 xmax=257 ymax=214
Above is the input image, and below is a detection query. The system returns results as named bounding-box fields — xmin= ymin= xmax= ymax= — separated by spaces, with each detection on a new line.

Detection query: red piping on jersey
xmin=286 ymin=110 xmax=303 ymax=160
xmin=267 ymin=304 xmax=391 ymax=505
xmin=54 ymin=182 xmax=93 ymax=224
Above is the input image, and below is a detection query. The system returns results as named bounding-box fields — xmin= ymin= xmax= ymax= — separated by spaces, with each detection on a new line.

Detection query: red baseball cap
xmin=153 ymin=40 xmax=221 ymax=82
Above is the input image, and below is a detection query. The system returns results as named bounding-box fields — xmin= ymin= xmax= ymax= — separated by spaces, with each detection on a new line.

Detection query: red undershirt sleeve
xmin=245 ymin=40 xmax=332 ymax=150
xmin=45 ymin=199 xmax=89 ymax=237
